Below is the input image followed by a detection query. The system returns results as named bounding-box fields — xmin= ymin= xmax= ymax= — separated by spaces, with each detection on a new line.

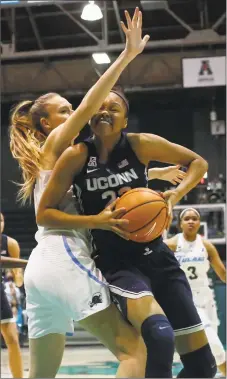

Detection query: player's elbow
xmin=195 ymin=156 xmax=208 ymax=175
xmin=200 ymin=157 xmax=208 ymax=172
xmin=220 ymin=268 xmax=226 ymax=282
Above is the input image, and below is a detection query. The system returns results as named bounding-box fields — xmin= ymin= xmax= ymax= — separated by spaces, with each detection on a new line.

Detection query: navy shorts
xmin=96 ymin=238 xmax=203 ymax=335
xmin=1 ymin=283 xmax=14 ymax=323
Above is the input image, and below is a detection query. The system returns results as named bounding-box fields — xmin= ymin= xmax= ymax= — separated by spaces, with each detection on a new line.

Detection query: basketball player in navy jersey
xmin=1 ymin=213 xmax=24 ymax=378
xmin=37 ymin=88 xmax=217 ymax=378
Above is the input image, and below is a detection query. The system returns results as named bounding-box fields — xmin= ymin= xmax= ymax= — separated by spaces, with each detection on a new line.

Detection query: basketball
xmin=116 ymin=188 xmax=168 ymax=243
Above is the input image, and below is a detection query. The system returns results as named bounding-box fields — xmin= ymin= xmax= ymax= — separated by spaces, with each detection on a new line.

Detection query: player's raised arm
xmin=47 ymin=8 xmax=150 ymax=157
xmin=129 ymin=133 xmax=208 ymax=206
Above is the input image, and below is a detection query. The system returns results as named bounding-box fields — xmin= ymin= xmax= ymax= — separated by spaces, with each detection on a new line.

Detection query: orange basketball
xmin=116 ymin=188 xmax=168 ymax=243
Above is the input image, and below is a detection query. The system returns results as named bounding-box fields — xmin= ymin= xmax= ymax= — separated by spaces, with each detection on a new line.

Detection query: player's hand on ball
xmin=121 ymin=7 xmax=150 ymax=58
xmin=161 ymin=165 xmax=186 ymax=185
xmin=161 ymin=190 xmax=177 ymax=230
xmin=93 ymin=199 xmax=130 ymax=240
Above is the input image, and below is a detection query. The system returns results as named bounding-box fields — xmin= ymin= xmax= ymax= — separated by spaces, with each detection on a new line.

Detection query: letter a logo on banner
xmin=183 ymin=56 xmax=225 ymax=88
xmin=199 ymin=60 xmax=213 ymax=76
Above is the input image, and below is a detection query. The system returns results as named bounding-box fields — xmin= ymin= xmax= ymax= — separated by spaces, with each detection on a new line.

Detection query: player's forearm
xmin=219 ymin=272 xmax=226 ymax=283
xmin=80 ymin=50 xmax=133 ymax=116
xmin=37 ymin=208 xmax=97 ymax=230
xmin=171 ymin=158 xmax=208 ymax=205
xmin=0 ymin=256 xmax=28 ymax=268
xmin=215 ymin=267 xmax=226 ymax=283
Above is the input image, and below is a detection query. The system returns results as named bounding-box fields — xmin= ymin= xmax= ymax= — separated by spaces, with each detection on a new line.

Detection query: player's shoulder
xmin=127 ymin=132 xmax=156 ymax=143
xmin=41 ymin=123 xmax=64 ymax=154
xmin=202 ymin=238 xmax=214 ymax=251
xmin=71 ymin=142 xmax=88 ymax=155
xmin=7 ymin=236 xmax=19 ymax=246
xmin=62 ymin=142 xmax=88 ymax=159
xmin=7 ymin=236 xmax=20 ymax=255
xmin=127 ymin=133 xmax=164 ymax=150
xmin=55 ymin=143 xmax=88 ymax=176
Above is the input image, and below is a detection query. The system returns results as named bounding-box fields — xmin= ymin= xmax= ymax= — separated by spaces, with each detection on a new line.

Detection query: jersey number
xmin=187 ymin=266 xmax=198 ymax=280
xmin=102 ymin=187 xmax=132 ymax=206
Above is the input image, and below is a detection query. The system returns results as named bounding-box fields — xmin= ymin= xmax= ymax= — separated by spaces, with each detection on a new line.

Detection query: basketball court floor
xmin=1 ymin=345 xmax=225 ymax=378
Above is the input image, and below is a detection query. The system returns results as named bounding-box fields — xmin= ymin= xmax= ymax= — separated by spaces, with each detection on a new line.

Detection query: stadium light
xmin=140 ymin=1 xmax=168 ymax=11
xmin=81 ymin=1 xmax=103 ymax=21
xmin=1 ymin=1 xmax=20 ymax=3
xmin=92 ymin=53 xmax=110 ymax=64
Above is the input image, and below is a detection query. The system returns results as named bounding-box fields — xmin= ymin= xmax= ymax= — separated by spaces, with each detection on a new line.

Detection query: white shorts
xmin=24 ymin=233 xmax=111 ymax=339
xmin=193 ymin=289 xmax=220 ymax=329
xmin=197 ymin=306 xmax=226 ymax=366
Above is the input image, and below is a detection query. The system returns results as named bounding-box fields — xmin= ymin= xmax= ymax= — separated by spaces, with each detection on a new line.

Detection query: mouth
xmin=95 ymin=115 xmax=113 ymax=127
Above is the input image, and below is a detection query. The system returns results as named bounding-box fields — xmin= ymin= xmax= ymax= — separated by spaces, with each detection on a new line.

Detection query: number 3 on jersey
xmin=102 ymin=187 xmax=131 ymax=206
xmin=187 ymin=266 xmax=198 ymax=280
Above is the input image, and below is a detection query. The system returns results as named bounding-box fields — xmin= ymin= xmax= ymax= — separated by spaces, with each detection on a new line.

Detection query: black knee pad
xmin=178 ymin=343 xmax=217 ymax=378
xmin=141 ymin=314 xmax=175 ymax=378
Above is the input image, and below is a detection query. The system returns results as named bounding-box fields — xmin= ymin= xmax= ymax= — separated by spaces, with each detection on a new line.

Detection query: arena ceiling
xmin=1 ymin=0 xmax=226 ymax=100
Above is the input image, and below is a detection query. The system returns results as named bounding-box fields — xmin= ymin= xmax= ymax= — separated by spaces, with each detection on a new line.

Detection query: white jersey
xmin=175 ymin=233 xmax=214 ymax=307
xmin=34 ymin=170 xmax=91 ymax=250
xmin=175 ymin=234 xmax=224 ymax=363
xmin=25 ymin=170 xmax=110 ymax=339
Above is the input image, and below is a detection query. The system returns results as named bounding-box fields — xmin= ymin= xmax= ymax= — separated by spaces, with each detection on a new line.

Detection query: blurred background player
xmin=165 ymin=207 xmax=226 ymax=376
xmin=4 ymin=269 xmax=22 ymax=320
xmin=1 ymin=212 xmax=24 ymax=378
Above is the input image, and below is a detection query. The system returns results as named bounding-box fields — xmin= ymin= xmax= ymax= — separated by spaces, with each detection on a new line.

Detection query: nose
xmin=100 ymin=110 xmax=109 ymax=116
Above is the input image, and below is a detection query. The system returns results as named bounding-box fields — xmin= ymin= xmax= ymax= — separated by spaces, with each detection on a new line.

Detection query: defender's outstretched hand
xmin=121 ymin=7 xmax=150 ymax=58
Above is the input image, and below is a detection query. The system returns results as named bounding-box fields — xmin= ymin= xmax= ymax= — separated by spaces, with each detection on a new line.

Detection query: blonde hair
xmin=9 ymin=93 xmax=58 ymax=204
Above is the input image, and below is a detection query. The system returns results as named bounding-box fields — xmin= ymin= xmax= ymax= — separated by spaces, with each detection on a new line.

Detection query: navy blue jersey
xmin=1 ymin=234 xmax=9 ymax=257
xmin=1 ymin=234 xmax=14 ymax=320
xmin=1 ymin=234 xmax=10 ymax=282
xmin=73 ymin=132 xmax=163 ymax=268
xmin=73 ymin=135 xmax=202 ymax=339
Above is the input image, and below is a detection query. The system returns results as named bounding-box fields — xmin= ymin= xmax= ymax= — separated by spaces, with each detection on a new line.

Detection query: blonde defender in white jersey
xmin=9 ymin=8 xmax=153 ymax=378
xmin=165 ymin=207 xmax=226 ymax=376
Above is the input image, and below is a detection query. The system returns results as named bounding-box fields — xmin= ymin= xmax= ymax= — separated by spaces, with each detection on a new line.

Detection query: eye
xmin=60 ymin=108 xmax=70 ymax=114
